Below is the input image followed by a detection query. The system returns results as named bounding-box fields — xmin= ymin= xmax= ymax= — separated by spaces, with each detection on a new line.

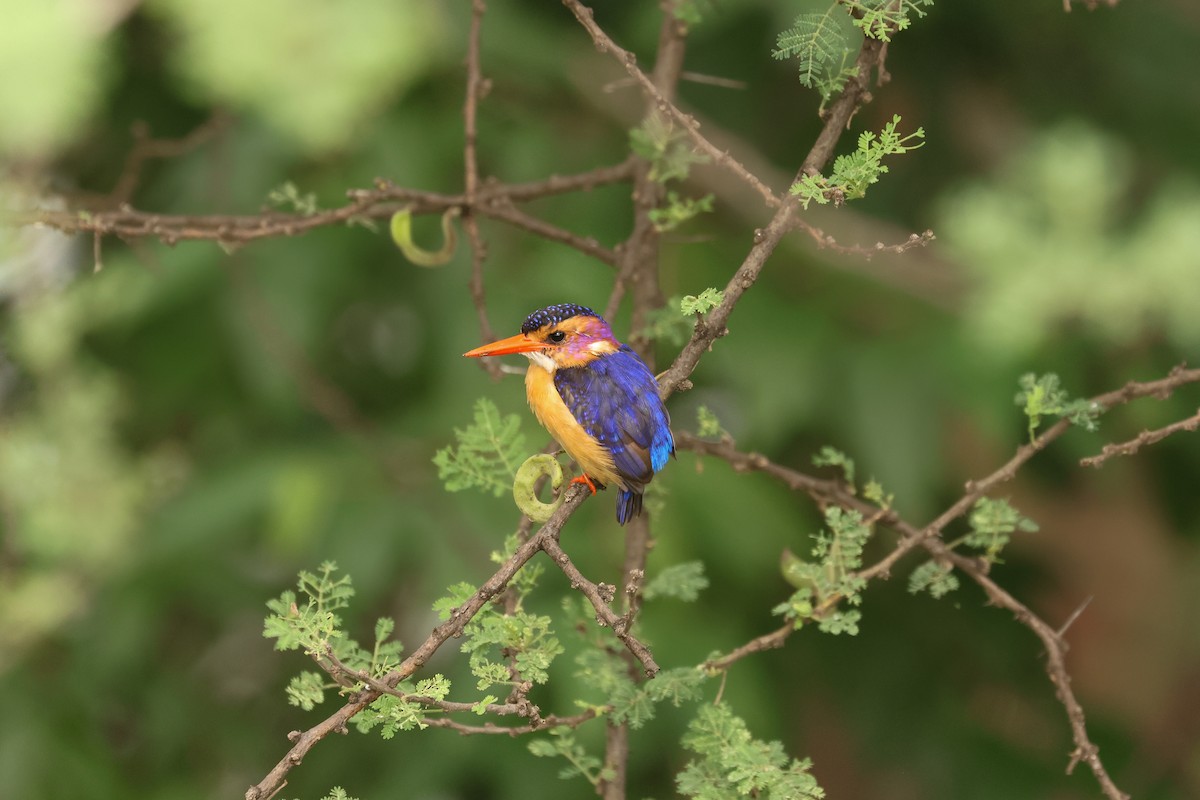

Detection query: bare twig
xmin=480 ymin=200 xmax=618 ymax=268
xmin=702 ymin=622 xmax=793 ymax=672
xmin=562 ymin=0 xmax=780 ymax=209
xmin=463 ymin=0 xmax=502 ymax=379
xmin=107 ymin=113 xmax=230 ymax=206
xmin=541 ymin=536 xmax=660 ymax=677
xmin=12 ymin=161 xmax=635 ymax=255
xmin=422 ymin=708 xmax=602 ymax=736
xmin=931 ymin=545 xmax=1128 ymax=800
xmin=1080 ymin=406 xmax=1200 ymax=467
xmin=790 ymin=218 xmax=936 ymax=258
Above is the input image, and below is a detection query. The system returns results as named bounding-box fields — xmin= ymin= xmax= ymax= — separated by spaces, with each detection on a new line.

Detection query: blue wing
xmin=554 ymin=346 xmax=674 ymax=492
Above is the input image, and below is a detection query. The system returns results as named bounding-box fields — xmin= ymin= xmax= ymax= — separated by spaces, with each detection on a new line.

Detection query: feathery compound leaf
xmin=695 ymin=405 xmax=727 ymax=439
xmin=774 ymin=8 xmax=849 ymax=90
xmin=680 ymin=288 xmax=723 ymax=316
xmin=630 ymin=110 xmax=709 ymax=184
xmin=773 ymin=507 xmax=872 ymax=635
xmin=791 ymin=115 xmax=925 ymax=208
xmin=644 ymin=561 xmax=709 ymax=602
xmin=1014 ymin=373 xmax=1103 ymax=441
xmin=318 ymin=788 xmax=359 ymax=800
xmin=812 ymin=445 xmax=855 ymax=485
xmin=650 ymin=191 xmax=715 ymax=232
xmin=528 ymin=729 xmax=608 ymax=787
xmin=611 ymin=666 xmax=708 ymax=730
xmin=286 ymin=671 xmax=328 ymax=711
xmin=677 ymin=704 xmax=825 ymax=799
xmin=966 ymin=497 xmax=1038 ymax=563
xmin=263 ymin=561 xmax=354 ymax=656
xmin=433 ymin=398 xmax=527 ymax=497
xmin=908 ymin=560 xmax=960 ymax=598
xmin=846 ymin=0 xmax=934 ymax=42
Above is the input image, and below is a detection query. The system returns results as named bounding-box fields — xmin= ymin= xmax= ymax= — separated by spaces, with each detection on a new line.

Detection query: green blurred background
xmin=2 ymin=1 xmax=1198 ymax=798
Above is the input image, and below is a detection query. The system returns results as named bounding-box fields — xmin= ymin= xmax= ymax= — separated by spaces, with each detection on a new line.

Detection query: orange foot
xmin=570 ymin=474 xmax=599 ymax=495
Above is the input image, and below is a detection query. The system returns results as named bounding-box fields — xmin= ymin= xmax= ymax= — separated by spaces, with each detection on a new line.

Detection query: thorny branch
xmin=656 ymin=28 xmax=890 ymax=401
xmin=680 ymin=364 xmax=1200 ymax=800
xmin=12 ymin=168 xmax=632 ymax=265
xmin=463 ymin=0 xmax=501 ymax=379
xmin=1080 ymin=405 xmax=1200 ymax=467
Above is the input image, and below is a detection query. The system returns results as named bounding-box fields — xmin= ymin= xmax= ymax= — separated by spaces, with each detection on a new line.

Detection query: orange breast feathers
xmin=525 ymin=365 xmax=622 ymax=488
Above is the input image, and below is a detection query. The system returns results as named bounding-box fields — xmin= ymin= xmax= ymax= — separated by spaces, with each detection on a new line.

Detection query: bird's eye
xmin=547 ymin=330 xmax=567 ymax=343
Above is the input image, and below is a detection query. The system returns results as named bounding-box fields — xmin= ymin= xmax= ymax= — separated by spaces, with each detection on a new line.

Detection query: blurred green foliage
xmin=2 ymin=1 xmax=1199 ymax=799
xmin=939 ymin=124 xmax=1200 ymax=355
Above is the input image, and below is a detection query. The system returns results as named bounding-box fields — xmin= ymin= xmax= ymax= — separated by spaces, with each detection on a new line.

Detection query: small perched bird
xmin=464 ymin=303 xmax=674 ymax=524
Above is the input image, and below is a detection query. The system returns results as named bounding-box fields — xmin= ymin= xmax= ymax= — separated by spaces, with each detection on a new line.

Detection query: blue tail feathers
xmin=616 ymin=488 xmax=643 ymax=525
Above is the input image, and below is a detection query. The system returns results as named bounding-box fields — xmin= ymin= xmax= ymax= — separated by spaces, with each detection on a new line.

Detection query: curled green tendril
xmin=513 ymin=454 xmax=564 ymax=522
xmin=390 ymin=206 xmax=461 ymax=267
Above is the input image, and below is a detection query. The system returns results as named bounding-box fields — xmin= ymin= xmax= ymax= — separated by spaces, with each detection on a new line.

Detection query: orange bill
xmin=463 ymin=333 xmax=543 ymax=358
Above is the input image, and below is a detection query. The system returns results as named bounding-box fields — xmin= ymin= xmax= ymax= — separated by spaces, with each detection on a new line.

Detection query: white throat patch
xmin=523 ymin=351 xmax=556 ymax=373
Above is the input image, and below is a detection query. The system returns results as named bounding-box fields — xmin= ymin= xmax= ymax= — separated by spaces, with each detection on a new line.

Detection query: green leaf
xmin=459 ymin=611 xmax=562 ymax=685
xmin=610 ymin=679 xmax=656 ymax=729
xmin=527 ymin=729 xmax=606 ymax=787
xmin=644 ymin=667 xmax=707 ymax=707
xmin=695 ymin=405 xmax=727 ymax=439
xmin=965 ymin=497 xmax=1038 ymax=562
xmin=471 ymin=694 xmax=498 ymax=715
xmin=846 ymin=0 xmax=934 ymax=42
xmin=773 ymin=507 xmax=872 ymax=635
xmin=680 ymin=288 xmax=723 ymax=316
xmin=908 ymin=560 xmax=960 ymax=598
xmin=644 ymin=561 xmax=709 ymax=602
xmin=432 ymin=581 xmax=476 ymax=621
xmin=816 ymin=608 xmax=861 ymax=636
xmin=263 ymin=562 xmax=355 ymax=657
xmin=471 ymin=659 xmax=512 ymax=691
xmin=527 ymin=739 xmax=559 ymax=758
xmin=490 ymin=533 xmax=545 ymax=605
xmin=433 ymin=398 xmax=528 ymax=497
xmin=790 ymin=115 xmax=925 ymax=208
xmin=863 ymin=479 xmax=893 ymax=509
xmin=286 ymin=671 xmax=327 ymax=711
xmin=640 ymin=296 xmax=695 ymax=347
xmin=1014 ymin=373 xmax=1103 ymax=441
xmin=574 ymin=648 xmax=634 ymax=699
xmin=318 ymin=788 xmax=359 ymax=800
xmin=266 ymin=181 xmax=319 ymax=215
xmin=677 ymin=704 xmax=825 ymax=799
xmin=773 ymin=8 xmax=850 ymax=93
xmin=355 ymin=693 xmax=428 ymax=737
xmin=413 ymin=673 xmax=451 ymax=701
xmin=630 ymin=111 xmax=709 ymax=184
xmin=649 ymin=191 xmax=714 ymax=232
xmin=812 ymin=446 xmax=855 ymax=485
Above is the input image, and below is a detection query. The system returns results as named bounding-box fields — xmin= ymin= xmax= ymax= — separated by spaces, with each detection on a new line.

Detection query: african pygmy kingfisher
xmin=464 ymin=303 xmax=674 ymax=524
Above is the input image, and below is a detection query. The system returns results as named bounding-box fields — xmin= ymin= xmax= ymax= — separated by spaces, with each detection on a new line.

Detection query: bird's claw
xmin=570 ymin=474 xmax=599 ymax=495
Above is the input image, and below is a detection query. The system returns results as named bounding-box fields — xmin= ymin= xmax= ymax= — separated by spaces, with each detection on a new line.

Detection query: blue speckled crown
xmin=521 ymin=303 xmax=601 ymax=334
